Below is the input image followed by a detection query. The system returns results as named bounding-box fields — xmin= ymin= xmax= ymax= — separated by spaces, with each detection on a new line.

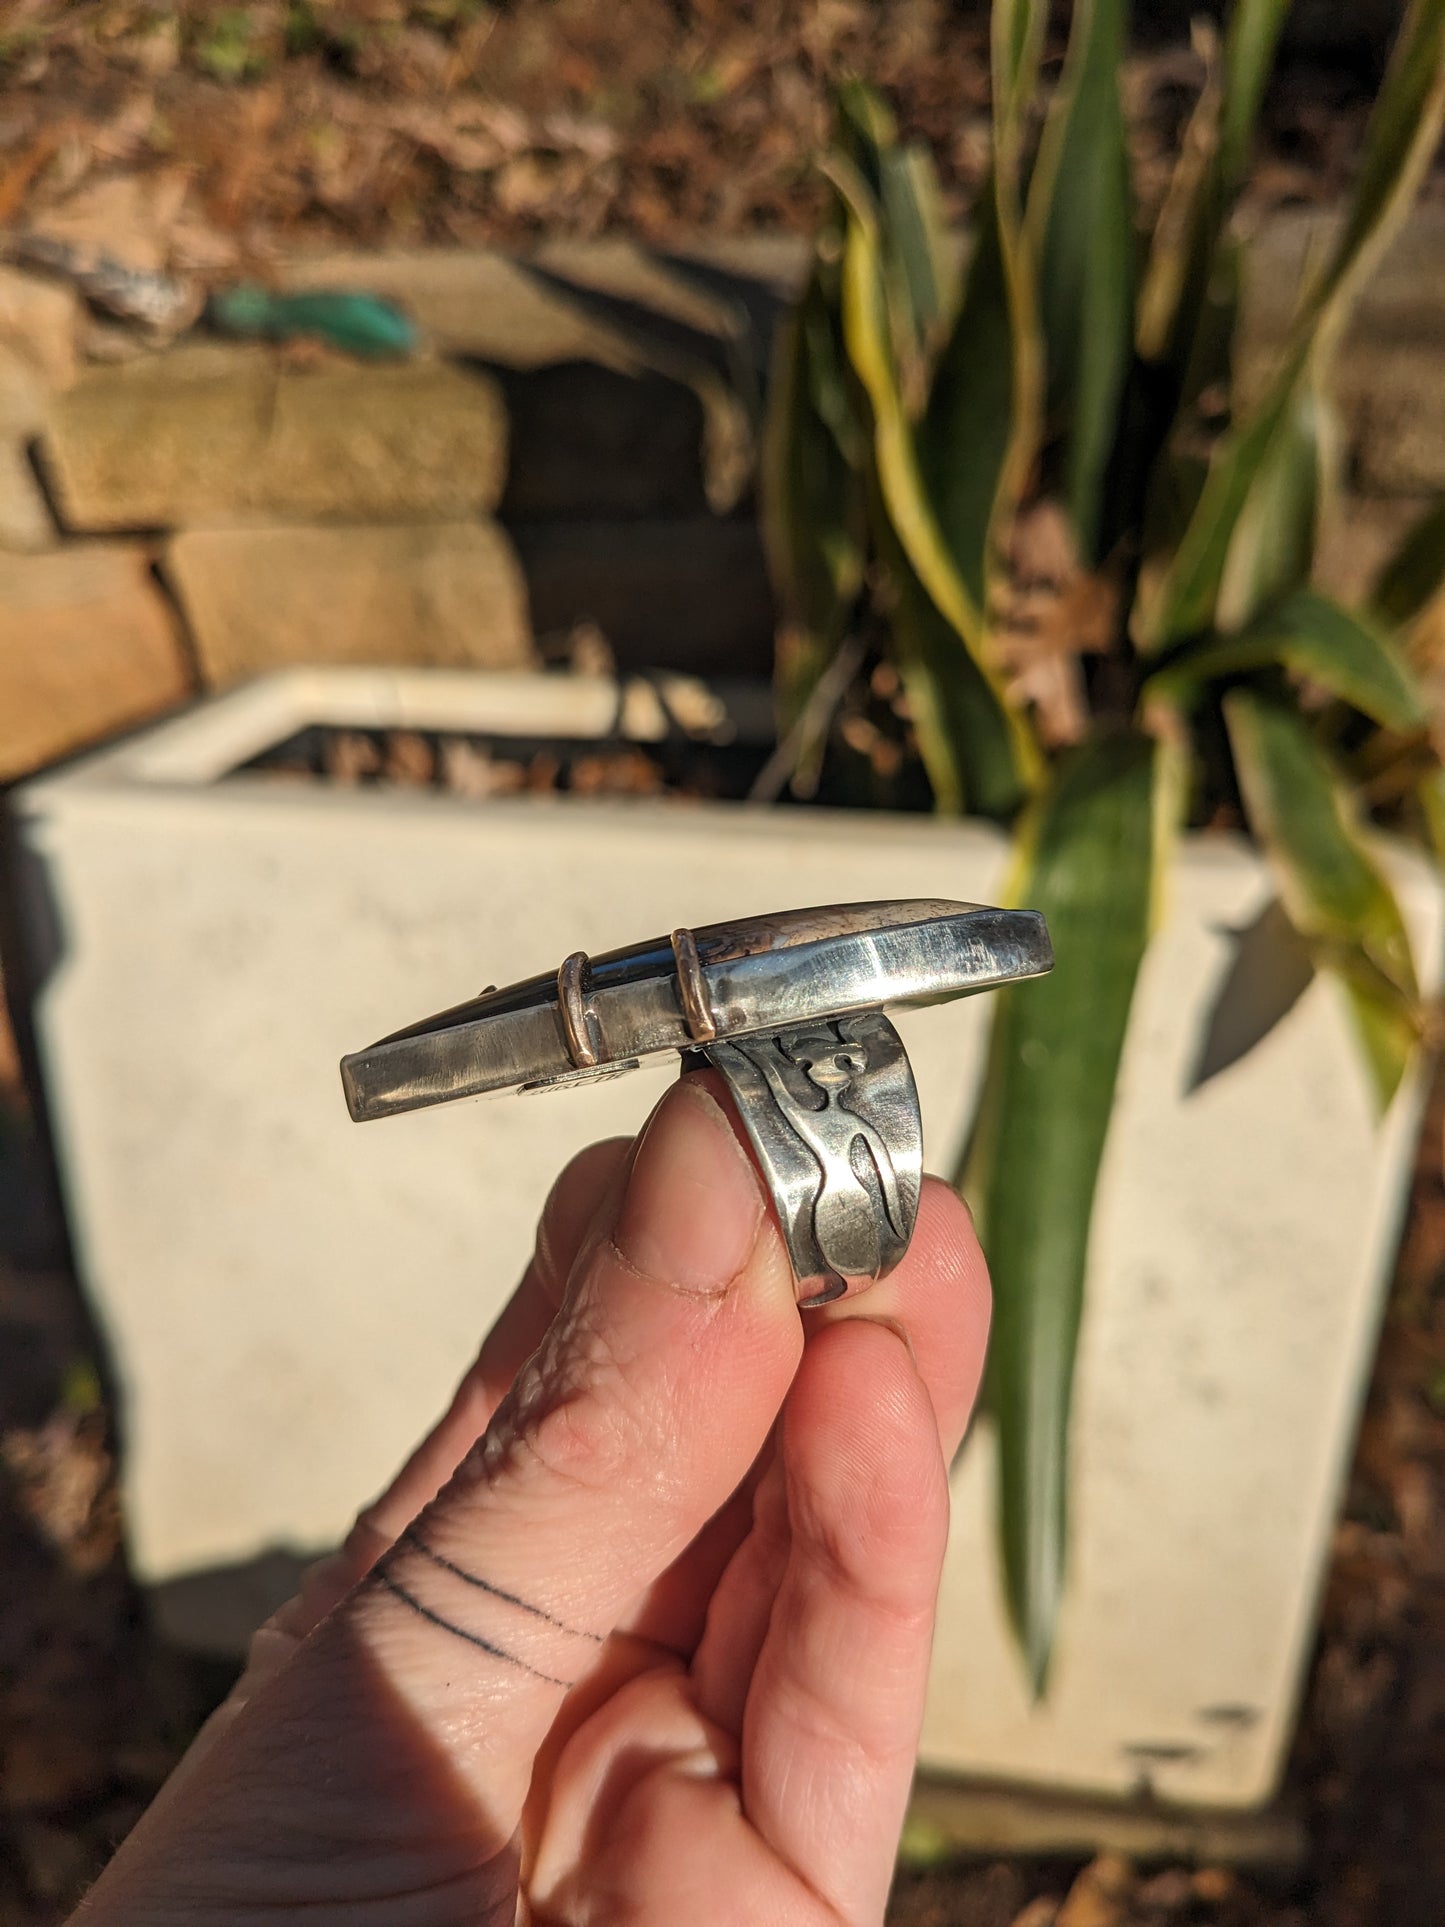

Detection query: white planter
xmin=9 ymin=668 xmax=1439 ymax=1810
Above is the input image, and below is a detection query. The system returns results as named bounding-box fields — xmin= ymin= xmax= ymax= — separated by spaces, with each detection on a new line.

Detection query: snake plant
xmin=761 ymin=0 xmax=1445 ymax=1691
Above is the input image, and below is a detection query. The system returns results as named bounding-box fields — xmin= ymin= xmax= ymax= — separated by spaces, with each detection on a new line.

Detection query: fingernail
xmin=613 ymin=1080 xmax=764 ymax=1294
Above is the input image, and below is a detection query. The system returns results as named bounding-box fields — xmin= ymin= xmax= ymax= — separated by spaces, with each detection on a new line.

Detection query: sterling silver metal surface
xmin=703 ymin=1012 xmax=922 ymax=1304
xmin=341 ymin=899 xmax=1052 ymax=1305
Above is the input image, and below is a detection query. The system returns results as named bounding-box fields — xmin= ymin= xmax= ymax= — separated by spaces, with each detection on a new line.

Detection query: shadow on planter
xmin=148 ymin=1545 xmax=316 ymax=1658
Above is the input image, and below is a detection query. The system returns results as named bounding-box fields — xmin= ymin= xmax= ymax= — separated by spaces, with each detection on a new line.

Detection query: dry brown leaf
xmin=1056 ymin=1854 xmax=1134 ymax=1927
xmin=206 ymin=89 xmax=285 ymax=232
xmin=541 ymin=112 xmax=620 ymax=161
xmin=1191 ymin=1866 xmax=1239 ymax=1905
xmin=570 ymin=748 xmax=665 ymax=796
xmin=387 ymin=102 xmax=508 ymax=173
xmin=839 ymin=711 xmax=904 ymax=778
xmin=1010 ymin=1900 xmax=1060 ymax=1927
xmin=1 ymin=1410 xmax=120 ymax=1577
xmin=90 ymin=93 xmax=158 ymax=166
xmin=118 ymin=14 xmax=182 ymax=78
xmin=444 ymin=13 xmax=500 ymax=91
xmin=323 ymin=731 xmax=381 ymax=786
xmin=7 ymin=161 xmax=204 ymax=329
xmin=493 ymin=154 xmax=560 ymax=219
xmin=0 ymin=961 xmax=21 ymax=1094
xmin=0 ymin=124 xmax=72 ymax=227
xmin=993 ymin=501 xmax=1120 ymax=747
xmin=439 ymin=739 xmax=501 ymax=799
xmin=566 ymin=620 xmax=616 ymax=678
xmin=384 ymin=731 xmax=436 ymax=787
xmin=26 ymin=167 xmax=190 ymax=275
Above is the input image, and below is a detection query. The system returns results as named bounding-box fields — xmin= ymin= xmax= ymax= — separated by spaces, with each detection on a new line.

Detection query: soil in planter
xmin=234 ymin=709 xmax=935 ymax=817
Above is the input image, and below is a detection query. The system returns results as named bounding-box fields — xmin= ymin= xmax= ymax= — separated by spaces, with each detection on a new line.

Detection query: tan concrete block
xmin=530 ymin=237 xmax=750 ymax=337
xmin=42 ymin=349 xmax=508 ymax=532
xmin=165 ymin=521 xmax=534 ymax=687
xmin=1239 ymin=206 xmax=1445 ymax=495
xmin=1336 ymin=342 xmax=1445 ymax=495
xmin=278 ymin=241 xmax=768 ymax=366
xmin=280 ymin=249 xmax=637 ymax=368
xmin=279 ymin=241 xmax=798 ymax=511
xmin=0 ymin=347 xmax=47 ymax=437
xmin=0 ymin=266 xmax=80 ymax=392
xmin=0 ymin=545 xmax=190 ymax=779
xmin=0 ymin=442 xmax=55 ymax=554
xmin=1314 ymin=494 xmax=1435 ymax=607
xmin=0 ymin=351 xmax=55 ymax=553
xmin=1242 ymin=204 xmax=1445 ymax=353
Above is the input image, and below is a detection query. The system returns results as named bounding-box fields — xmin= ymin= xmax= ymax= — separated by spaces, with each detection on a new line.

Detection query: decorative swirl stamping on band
xmin=670 ymin=926 xmax=717 ymax=1043
xmin=752 ymin=1028 xmax=906 ymax=1242
xmin=702 ymin=1011 xmax=922 ymax=1298
xmin=557 ymin=950 xmax=603 ymax=1069
xmin=770 ymin=1040 xmax=905 ymax=1233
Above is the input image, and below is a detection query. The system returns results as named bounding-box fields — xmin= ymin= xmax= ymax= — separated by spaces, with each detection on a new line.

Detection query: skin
xmin=72 ymin=1072 xmax=992 ymax=1927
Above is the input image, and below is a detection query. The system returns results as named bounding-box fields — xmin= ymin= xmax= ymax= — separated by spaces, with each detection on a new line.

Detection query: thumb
xmin=332 ymin=1076 xmax=802 ymax=1821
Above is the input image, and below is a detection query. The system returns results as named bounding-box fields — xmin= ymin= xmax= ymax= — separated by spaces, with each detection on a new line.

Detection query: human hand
xmin=74 ymin=1074 xmax=991 ymax=1926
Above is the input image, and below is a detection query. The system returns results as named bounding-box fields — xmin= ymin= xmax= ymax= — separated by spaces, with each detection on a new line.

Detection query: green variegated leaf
xmin=831 ymin=162 xmax=976 ymax=633
xmin=758 ymin=275 xmax=866 ymax=748
xmin=1418 ymin=768 xmax=1445 ymax=870
xmin=1224 ymin=686 xmax=1421 ymax=1108
xmin=832 ymin=163 xmax=1043 ymax=793
xmin=1224 ymin=687 xmax=1418 ymax=989
xmin=877 ymin=519 xmax=1029 ymax=820
xmin=798 ymin=263 xmax=867 ymax=467
xmin=1371 ymin=497 xmax=1445 ymax=628
xmin=964 ymin=732 xmax=1166 ymax=1689
xmin=1141 ymin=0 xmax=1445 ymax=651
xmin=1134 ymin=42 xmax=1224 ymax=369
xmin=832 ymin=78 xmax=894 ymax=185
xmin=1027 ymin=0 xmax=1134 ymax=562
xmin=1214 ymin=379 xmax=1329 ymax=632
xmin=1137 ymin=0 xmax=1288 ymax=377
xmin=1217 ymin=0 xmax=1294 ymax=189
xmin=1138 ymin=338 xmax=1311 ymax=648
xmin=918 ymin=186 xmax=1017 ymax=613
xmin=993 ymin=0 xmax=1049 ymax=123
xmin=985 ymin=0 xmax=1050 ymax=535
xmin=915 ymin=0 xmax=1049 ymax=614
xmin=1150 ymin=590 xmax=1426 ymax=732
xmin=879 ymin=142 xmax=954 ymax=355
xmin=1342 ymin=972 xmax=1419 ymax=1111
xmin=1130 ymin=232 xmax=1242 ymax=587
xmin=1178 ymin=228 xmax=1244 ymax=429
xmin=1317 ymin=0 xmax=1445 ymax=334
xmin=832 ymin=83 xmax=953 ymax=408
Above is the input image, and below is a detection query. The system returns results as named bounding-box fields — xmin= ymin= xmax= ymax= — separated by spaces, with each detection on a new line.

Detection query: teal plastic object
xmin=207 ymin=286 xmax=419 ymax=358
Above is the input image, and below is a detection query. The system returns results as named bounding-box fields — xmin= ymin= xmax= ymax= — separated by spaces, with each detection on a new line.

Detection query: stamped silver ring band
xmin=340 ymin=899 xmax=1053 ymax=1306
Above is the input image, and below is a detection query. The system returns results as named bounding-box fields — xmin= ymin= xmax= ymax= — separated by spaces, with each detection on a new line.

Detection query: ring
xmin=341 ymin=899 xmax=1052 ymax=1306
